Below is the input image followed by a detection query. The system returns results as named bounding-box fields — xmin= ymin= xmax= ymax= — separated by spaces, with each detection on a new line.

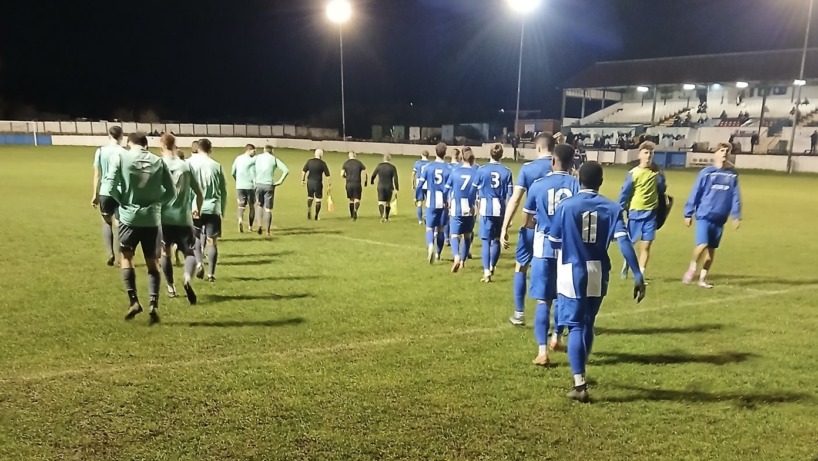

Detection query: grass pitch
xmin=0 ymin=146 xmax=816 ymax=460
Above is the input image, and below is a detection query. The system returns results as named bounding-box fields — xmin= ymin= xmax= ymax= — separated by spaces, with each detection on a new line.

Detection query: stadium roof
xmin=565 ymin=49 xmax=818 ymax=90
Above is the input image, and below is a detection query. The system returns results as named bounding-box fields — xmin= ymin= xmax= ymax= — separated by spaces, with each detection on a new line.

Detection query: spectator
xmin=811 ymin=130 xmax=818 ymax=155
xmin=720 ymin=110 xmax=728 ymax=120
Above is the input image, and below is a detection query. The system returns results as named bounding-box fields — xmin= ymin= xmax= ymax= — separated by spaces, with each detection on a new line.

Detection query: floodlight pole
xmin=514 ymin=20 xmax=525 ymax=160
xmin=788 ymin=0 xmax=814 ymax=173
xmin=339 ymin=24 xmax=347 ymax=140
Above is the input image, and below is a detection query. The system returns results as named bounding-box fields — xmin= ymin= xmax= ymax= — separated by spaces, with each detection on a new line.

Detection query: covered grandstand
xmin=561 ymin=49 xmax=818 ymax=154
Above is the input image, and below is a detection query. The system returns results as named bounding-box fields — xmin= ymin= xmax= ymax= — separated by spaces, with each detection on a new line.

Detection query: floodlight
xmin=711 ymin=83 xmax=722 ymax=90
xmin=637 ymin=86 xmax=650 ymax=93
xmin=794 ymin=79 xmax=807 ymax=86
xmin=327 ymin=0 xmax=351 ymax=24
xmin=508 ymin=0 xmax=542 ymax=14
xmin=736 ymin=81 xmax=749 ymax=89
xmin=683 ymin=84 xmax=696 ymax=91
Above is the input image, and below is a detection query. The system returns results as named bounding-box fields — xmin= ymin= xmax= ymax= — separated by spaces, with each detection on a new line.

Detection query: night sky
xmin=1 ymin=0 xmax=816 ymax=136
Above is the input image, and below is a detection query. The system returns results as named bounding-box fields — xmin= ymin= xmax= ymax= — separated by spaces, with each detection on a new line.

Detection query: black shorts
xmin=237 ymin=189 xmax=255 ymax=207
xmin=346 ymin=183 xmax=363 ymax=200
xmin=194 ymin=214 xmax=222 ymax=239
xmin=119 ymin=224 xmax=159 ymax=257
xmin=255 ymin=185 xmax=276 ymax=209
xmin=307 ymin=181 xmax=324 ymax=199
xmin=377 ymin=187 xmax=395 ymax=203
xmin=161 ymin=225 xmax=196 ymax=256
xmin=99 ymin=195 xmax=119 ymax=217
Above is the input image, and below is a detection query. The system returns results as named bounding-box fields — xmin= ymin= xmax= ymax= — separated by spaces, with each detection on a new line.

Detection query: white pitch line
xmin=0 ymin=285 xmax=813 ymax=383
xmin=328 ymin=234 xmax=419 ymax=250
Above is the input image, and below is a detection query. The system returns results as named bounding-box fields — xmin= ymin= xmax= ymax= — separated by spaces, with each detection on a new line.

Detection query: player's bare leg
xmin=237 ymin=200 xmax=246 ymax=233
xmin=683 ymin=243 xmax=708 ymax=284
xmin=144 ymin=256 xmax=161 ymax=325
xmin=161 ymin=245 xmax=177 ymax=298
xmin=307 ymin=198 xmax=314 ymax=220
xmin=102 ymin=215 xmax=117 ymax=267
xmin=698 ymin=248 xmax=716 ymax=288
xmin=263 ymin=207 xmax=273 ymax=236
xmin=639 ymin=240 xmax=652 ymax=279
xmin=205 ymin=237 xmax=219 ymax=282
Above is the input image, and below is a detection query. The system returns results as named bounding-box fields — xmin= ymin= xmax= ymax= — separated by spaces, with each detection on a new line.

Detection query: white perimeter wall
xmin=49 ymin=135 xmax=818 ymax=173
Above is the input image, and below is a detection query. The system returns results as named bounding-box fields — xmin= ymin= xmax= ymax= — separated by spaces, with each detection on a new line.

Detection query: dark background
xmin=0 ymin=0 xmax=815 ymax=136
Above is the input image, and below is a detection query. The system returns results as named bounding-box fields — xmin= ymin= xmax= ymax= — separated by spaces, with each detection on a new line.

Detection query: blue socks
xmin=534 ymin=302 xmax=550 ymax=346
xmin=490 ymin=240 xmax=501 ymax=268
xmin=451 ymin=236 xmax=461 ymax=259
xmin=553 ymin=299 xmax=565 ymax=336
xmin=417 ymin=206 xmax=423 ymax=222
xmin=567 ymin=326 xmax=586 ymax=375
xmin=513 ymin=272 xmax=526 ymax=313
xmin=435 ymin=230 xmax=445 ymax=256
xmin=425 ymin=229 xmax=434 ymax=247
xmin=481 ymin=239 xmax=491 ymax=271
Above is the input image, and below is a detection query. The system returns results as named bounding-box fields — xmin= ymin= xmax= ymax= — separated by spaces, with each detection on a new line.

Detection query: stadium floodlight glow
xmin=736 ymin=81 xmax=749 ymax=89
xmin=507 ymin=0 xmax=542 ymax=14
xmin=683 ymin=84 xmax=696 ymax=91
xmin=327 ymin=0 xmax=351 ymax=24
xmin=637 ymin=86 xmax=650 ymax=93
xmin=711 ymin=83 xmax=722 ymax=90
xmin=794 ymin=79 xmax=807 ymax=86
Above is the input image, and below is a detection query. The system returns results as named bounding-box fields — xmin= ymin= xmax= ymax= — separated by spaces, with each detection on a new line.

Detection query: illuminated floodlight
xmin=327 ymin=0 xmax=352 ymax=24
xmin=736 ymin=81 xmax=749 ymax=89
xmin=637 ymin=86 xmax=650 ymax=93
xmin=508 ymin=0 xmax=542 ymax=14
xmin=683 ymin=84 xmax=696 ymax=91
xmin=711 ymin=83 xmax=722 ymax=90
xmin=794 ymin=79 xmax=807 ymax=86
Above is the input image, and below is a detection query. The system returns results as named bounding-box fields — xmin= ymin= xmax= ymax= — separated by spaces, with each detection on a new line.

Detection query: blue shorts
xmin=450 ymin=216 xmax=475 ymax=236
xmin=479 ymin=216 xmax=503 ymax=240
xmin=529 ymin=257 xmax=557 ymax=301
xmin=628 ymin=214 xmax=657 ymax=242
xmin=558 ymin=295 xmax=604 ymax=328
xmin=695 ymin=219 xmax=724 ymax=249
xmin=516 ymin=228 xmax=535 ymax=266
xmin=426 ymin=208 xmax=446 ymax=228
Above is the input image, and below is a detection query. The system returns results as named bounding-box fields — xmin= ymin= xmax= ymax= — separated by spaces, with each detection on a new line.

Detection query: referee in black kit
xmin=371 ymin=154 xmax=399 ymax=222
xmin=341 ymin=152 xmax=367 ymax=221
xmin=301 ymin=149 xmax=331 ymax=221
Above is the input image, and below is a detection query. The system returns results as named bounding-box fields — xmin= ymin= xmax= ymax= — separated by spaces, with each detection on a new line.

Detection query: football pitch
xmin=1 ymin=145 xmax=817 ymax=460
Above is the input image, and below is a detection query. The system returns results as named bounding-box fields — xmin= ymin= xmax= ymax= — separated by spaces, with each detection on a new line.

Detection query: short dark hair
xmin=245 ymin=144 xmax=255 ymax=150
xmin=128 ymin=133 xmax=148 ymax=147
xmin=198 ymin=138 xmax=212 ymax=153
xmin=435 ymin=142 xmax=447 ymax=159
xmin=452 ymin=148 xmax=462 ymax=161
xmin=109 ymin=126 xmax=123 ymax=140
xmin=535 ymin=132 xmax=556 ymax=152
xmin=553 ymin=144 xmax=575 ymax=169
xmin=579 ymin=161 xmax=604 ymax=190
xmin=265 ymin=145 xmax=274 ymax=152
xmin=490 ymin=144 xmax=504 ymax=161
xmin=716 ymin=142 xmax=733 ymax=152
xmin=639 ymin=141 xmax=656 ymax=151
xmin=421 ymin=150 xmax=430 ymax=158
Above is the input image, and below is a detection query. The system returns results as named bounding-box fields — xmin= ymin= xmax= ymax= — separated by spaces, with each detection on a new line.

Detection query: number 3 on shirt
xmin=490 ymin=171 xmax=501 ymax=188
xmin=582 ymin=211 xmax=598 ymax=244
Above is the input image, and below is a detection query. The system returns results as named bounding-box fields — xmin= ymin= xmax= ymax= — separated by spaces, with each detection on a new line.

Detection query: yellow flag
xmin=390 ymin=197 xmax=398 ymax=216
xmin=327 ymin=195 xmax=335 ymax=213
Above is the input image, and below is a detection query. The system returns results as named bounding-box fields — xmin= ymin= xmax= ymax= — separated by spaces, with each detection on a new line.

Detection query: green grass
xmin=1 ymin=145 xmax=817 ymax=460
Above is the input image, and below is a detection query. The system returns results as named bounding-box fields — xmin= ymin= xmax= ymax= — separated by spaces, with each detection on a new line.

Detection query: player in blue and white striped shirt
xmin=445 ymin=152 xmax=479 ymax=273
xmin=412 ymin=151 xmax=431 ymax=225
xmin=474 ymin=144 xmax=513 ymax=283
xmin=415 ymin=143 xmax=451 ymax=263
xmin=548 ymin=161 xmax=646 ymax=402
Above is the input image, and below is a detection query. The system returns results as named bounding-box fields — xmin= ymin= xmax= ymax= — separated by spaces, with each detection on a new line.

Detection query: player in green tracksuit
xmin=231 ymin=144 xmax=257 ymax=232
xmin=159 ymin=134 xmax=204 ymax=304
xmin=253 ymin=145 xmax=290 ymax=235
xmin=102 ymin=133 xmax=175 ymax=324
xmin=91 ymin=126 xmax=127 ymax=266
xmin=187 ymin=139 xmax=228 ymax=282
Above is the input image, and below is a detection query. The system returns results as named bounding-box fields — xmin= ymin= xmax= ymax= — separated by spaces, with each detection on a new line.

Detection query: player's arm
xmin=618 ymin=172 xmax=634 ymax=211
xmin=731 ymin=174 xmax=742 ymax=229
xmin=160 ymin=163 xmax=176 ymax=204
xmin=91 ymin=148 xmax=101 ymax=206
xmin=370 ymin=165 xmax=380 ymax=186
xmin=301 ymin=163 xmax=309 ymax=185
xmin=414 ymin=172 xmax=426 ymax=201
xmin=683 ymin=170 xmax=706 ymax=226
xmin=547 ymin=203 xmax=564 ymax=250
xmin=521 ymin=191 xmax=537 ymax=230
xmin=218 ymin=167 xmax=228 ymax=216
xmin=393 ymin=167 xmax=399 ymax=192
xmin=103 ymin=154 xmax=122 ymax=203
xmin=231 ymin=158 xmax=238 ymax=180
xmin=189 ymin=170 xmax=204 ymax=218
xmin=323 ymin=162 xmax=332 ymax=190
xmin=274 ymin=159 xmax=290 ymax=186
xmin=362 ymin=167 xmax=369 ymax=187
